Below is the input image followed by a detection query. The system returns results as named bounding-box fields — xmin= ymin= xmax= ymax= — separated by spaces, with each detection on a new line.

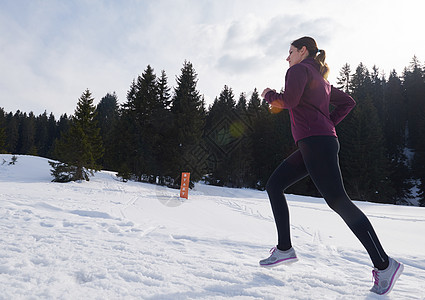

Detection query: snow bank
xmin=0 ymin=154 xmax=424 ymax=299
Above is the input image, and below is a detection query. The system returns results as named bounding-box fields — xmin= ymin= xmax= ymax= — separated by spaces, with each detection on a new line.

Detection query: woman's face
xmin=286 ymin=45 xmax=307 ymax=67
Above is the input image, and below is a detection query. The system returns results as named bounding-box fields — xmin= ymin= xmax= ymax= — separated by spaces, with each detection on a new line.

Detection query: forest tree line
xmin=1 ymin=58 xmax=425 ymax=206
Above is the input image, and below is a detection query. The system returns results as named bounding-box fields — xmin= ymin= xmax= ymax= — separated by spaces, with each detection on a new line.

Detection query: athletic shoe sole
xmin=259 ymin=256 xmax=299 ymax=268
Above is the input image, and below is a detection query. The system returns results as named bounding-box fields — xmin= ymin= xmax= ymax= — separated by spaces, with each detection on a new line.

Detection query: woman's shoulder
xmin=287 ymin=62 xmax=309 ymax=76
xmin=286 ymin=60 xmax=318 ymax=83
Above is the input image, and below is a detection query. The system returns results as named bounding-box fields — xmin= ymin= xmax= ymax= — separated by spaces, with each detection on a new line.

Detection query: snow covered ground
xmin=1 ymin=154 xmax=424 ymax=299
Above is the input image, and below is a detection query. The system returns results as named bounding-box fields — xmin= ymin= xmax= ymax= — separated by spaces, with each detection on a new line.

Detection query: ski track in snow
xmin=1 ymin=154 xmax=425 ymax=299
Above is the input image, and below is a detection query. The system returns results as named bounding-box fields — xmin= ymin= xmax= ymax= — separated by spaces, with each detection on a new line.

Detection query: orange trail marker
xmin=180 ymin=172 xmax=190 ymax=199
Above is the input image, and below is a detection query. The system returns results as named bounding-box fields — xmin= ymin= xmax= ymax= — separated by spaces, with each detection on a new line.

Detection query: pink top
xmin=264 ymin=57 xmax=356 ymax=143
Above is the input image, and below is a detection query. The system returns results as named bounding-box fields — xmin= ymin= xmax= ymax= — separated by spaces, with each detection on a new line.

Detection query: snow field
xmin=0 ymin=154 xmax=424 ymax=299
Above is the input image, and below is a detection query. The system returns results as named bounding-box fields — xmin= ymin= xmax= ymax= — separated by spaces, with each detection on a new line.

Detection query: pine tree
xmin=205 ymin=85 xmax=242 ymax=187
xmin=0 ymin=108 xmax=6 ymax=153
xmin=18 ymin=112 xmax=36 ymax=155
xmin=233 ymin=92 xmax=255 ymax=187
xmin=115 ymin=80 xmax=138 ymax=181
xmin=5 ymin=112 xmax=19 ymax=153
xmin=246 ymin=89 xmax=275 ymax=189
xmin=370 ymin=65 xmax=385 ymax=121
xmin=338 ymin=64 xmax=393 ymax=202
xmin=35 ymin=111 xmax=49 ymax=157
xmin=403 ymin=56 xmax=425 ymax=205
xmin=337 ymin=63 xmax=352 ymax=93
xmin=51 ymin=89 xmax=104 ymax=182
xmin=56 ymin=114 xmax=71 ymax=140
xmin=204 ymin=92 xmax=254 ymax=187
xmin=95 ymin=92 xmax=119 ymax=170
xmin=350 ymin=63 xmax=372 ymax=101
xmin=236 ymin=92 xmax=247 ymax=111
xmin=157 ymin=70 xmax=172 ymax=109
xmin=353 ymin=97 xmax=393 ymax=202
xmin=115 ymin=67 xmax=173 ymax=183
xmin=51 ymin=113 xmax=71 ymax=161
xmin=247 ymin=88 xmax=262 ymax=118
xmin=415 ymin=118 xmax=425 ymax=206
xmin=404 ymin=56 xmax=425 ymax=149
xmin=170 ymin=61 xmax=206 ymax=185
xmin=46 ymin=113 xmax=58 ymax=158
xmin=383 ymin=70 xmax=412 ymax=203
xmin=155 ymin=70 xmax=174 ymax=184
xmin=133 ymin=65 xmax=162 ymax=182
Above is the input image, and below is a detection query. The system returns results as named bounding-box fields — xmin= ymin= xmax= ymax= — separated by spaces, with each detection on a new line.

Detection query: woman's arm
xmin=263 ymin=64 xmax=309 ymax=109
xmin=329 ymin=86 xmax=356 ymax=125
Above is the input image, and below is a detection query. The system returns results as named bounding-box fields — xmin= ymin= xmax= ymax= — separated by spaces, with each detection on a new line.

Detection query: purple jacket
xmin=264 ymin=57 xmax=356 ymax=144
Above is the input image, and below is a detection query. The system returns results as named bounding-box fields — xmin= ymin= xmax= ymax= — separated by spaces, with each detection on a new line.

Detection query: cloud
xmin=1 ymin=0 xmax=423 ymax=117
xmin=0 ymin=1 xmax=155 ymax=115
xmin=261 ymin=16 xmax=336 ymax=55
xmin=217 ymin=54 xmax=263 ymax=74
xmin=0 ymin=1 xmax=338 ymax=116
xmin=215 ymin=13 xmax=337 ymax=79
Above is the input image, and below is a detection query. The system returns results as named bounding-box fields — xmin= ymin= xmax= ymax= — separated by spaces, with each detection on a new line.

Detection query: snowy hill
xmin=0 ymin=154 xmax=424 ymax=299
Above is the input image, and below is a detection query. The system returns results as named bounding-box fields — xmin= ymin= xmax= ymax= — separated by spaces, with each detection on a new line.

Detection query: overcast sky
xmin=1 ymin=0 xmax=423 ymax=116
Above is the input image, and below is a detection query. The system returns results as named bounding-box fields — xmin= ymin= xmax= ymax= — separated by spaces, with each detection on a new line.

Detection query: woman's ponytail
xmin=315 ymin=49 xmax=330 ymax=80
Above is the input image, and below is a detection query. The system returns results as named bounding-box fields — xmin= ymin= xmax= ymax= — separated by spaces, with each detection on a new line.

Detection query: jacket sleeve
xmin=264 ymin=64 xmax=308 ymax=109
xmin=329 ymin=86 xmax=356 ymax=125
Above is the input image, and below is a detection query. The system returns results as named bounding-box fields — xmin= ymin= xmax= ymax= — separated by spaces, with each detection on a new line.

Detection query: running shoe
xmin=259 ymin=246 xmax=298 ymax=268
xmin=370 ymin=257 xmax=404 ymax=295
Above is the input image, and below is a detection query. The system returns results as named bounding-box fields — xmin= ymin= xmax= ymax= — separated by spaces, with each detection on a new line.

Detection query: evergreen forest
xmin=1 ymin=58 xmax=425 ymax=206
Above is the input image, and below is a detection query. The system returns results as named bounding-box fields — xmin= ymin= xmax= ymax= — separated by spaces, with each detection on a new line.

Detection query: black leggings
xmin=266 ymin=136 xmax=389 ymax=270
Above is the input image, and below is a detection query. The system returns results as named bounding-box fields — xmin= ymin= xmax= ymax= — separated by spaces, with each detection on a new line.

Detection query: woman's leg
xmin=266 ymin=149 xmax=309 ymax=251
xmin=298 ymin=136 xmax=389 ymax=270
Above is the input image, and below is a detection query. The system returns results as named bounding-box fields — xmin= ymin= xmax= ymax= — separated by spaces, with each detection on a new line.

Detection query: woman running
xmin=260 ymin=36 xmax=403 ymax=295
